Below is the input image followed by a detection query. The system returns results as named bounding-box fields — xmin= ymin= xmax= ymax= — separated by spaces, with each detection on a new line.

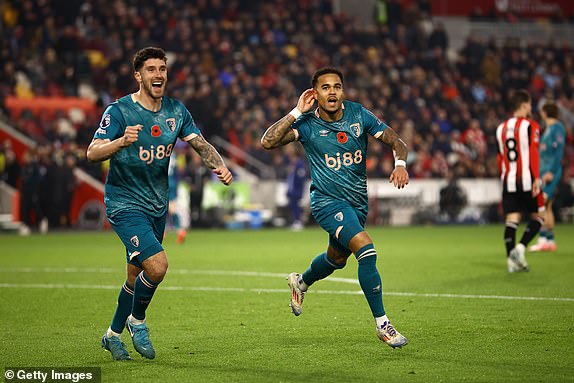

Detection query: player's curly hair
xmin=133 ymin=47 xmax=167 ymax=71
xmin=312 ymin=67 xmax=344 ymax=88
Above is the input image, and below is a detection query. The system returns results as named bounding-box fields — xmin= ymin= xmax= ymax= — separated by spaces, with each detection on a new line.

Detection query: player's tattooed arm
xmin=261 ymin=88 xmax=316 ymax=149
xmin=188 ymin=135 xmax=225 ymax=169
xmin=261 ymin=117 xmax=297 ymax=149
xmin=380 ymin=128 xmax=408 ymax=161
xmin=189 ymin=135 xmax=233 ymax=185
xmin=379 ymin=127 xmax=409 ymax=189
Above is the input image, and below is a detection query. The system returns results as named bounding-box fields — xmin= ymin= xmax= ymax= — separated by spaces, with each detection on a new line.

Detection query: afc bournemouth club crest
xmin=350 ymin=123 xmax=361 ymax=138
xmin=166 ymin=118 xmax=176 ymax=131
xmin=130 ymin=235 xmax=139 ymax=247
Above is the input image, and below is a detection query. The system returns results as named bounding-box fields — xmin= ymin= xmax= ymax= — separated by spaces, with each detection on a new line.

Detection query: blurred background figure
xmin=186 ymin=150 xmax=210 ymax=228
xmin=0 ymin=140 xmax=20 ymax=188
xmin=285 ymin=145 xmax=307 ymax=231
xmin=167 ymin=145 xmax=189 ymax=244
xmin=19 ymin=150 xmax=42 ymax=235
xmin=439 ymin=171 xmax=467 ymax=222
xmin=529 ymin=101 xmax=566 ymax=252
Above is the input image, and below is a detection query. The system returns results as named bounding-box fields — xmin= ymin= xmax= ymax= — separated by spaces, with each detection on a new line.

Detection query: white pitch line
xmin=0 ymin=267 xmax=355 ymax=283
xmin=0 ymin=282 xmax=573 ymax=302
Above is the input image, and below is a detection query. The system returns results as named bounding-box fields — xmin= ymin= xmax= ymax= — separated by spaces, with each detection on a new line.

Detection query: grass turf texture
xmin=0 ymin=225 xmax=573 ymax=382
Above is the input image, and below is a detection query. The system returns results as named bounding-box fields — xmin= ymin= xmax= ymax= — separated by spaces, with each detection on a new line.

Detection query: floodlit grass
xmin=1 ymin=224 xmax=573 ymax=382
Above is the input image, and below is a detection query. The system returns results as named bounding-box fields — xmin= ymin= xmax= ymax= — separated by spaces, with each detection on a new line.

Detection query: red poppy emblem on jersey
xmin=337 ymin=132 xmax=348 ymax=143
xmin=151 ymin=125 xmax=162 ymax=137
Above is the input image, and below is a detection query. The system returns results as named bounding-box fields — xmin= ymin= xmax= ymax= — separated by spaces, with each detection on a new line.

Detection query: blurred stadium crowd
xmin=1 ymin=0 xmax=573 ymax=198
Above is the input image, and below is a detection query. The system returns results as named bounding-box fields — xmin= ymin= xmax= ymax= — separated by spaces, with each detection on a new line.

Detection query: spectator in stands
xmin=0 ymin=141 xmax=20 ymax=188
xmin=285 ymin=144 xmax=307 ymax=231
xmin=439 ymin=171 xmax=467 ymax=222
xmin=186 ymin=150 xmax=210 ymax=228
xmin=19 ymin=150 xmax=42 ymax=235
xmin=52 ymin=151 xmax=77 ymax=227
xmin=1 ymin=0 xmax=572 ymax=192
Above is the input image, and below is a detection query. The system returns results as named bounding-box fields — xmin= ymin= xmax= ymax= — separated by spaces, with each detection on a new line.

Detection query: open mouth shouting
xmin=327 ymin=96 xmax=338 ymax=108
xmin=151 ymin=80 xmax=164 ymax=90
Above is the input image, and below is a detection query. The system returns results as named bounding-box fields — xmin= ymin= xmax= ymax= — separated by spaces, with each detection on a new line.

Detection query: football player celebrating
xmin=88 ymin=47 xmax=232 ymax=360
xmin=261 ymin=67 xmax=409 ymax=348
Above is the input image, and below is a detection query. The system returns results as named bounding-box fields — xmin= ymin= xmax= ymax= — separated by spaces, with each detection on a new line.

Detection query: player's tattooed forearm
xmin=190 ymin=135 xmax=225 ymax=169
xmin=381 ymin=128 xmax=408 ymax=161
xmin=261 ymin=115 xmax=296 ymax=149
xmin=279 ymin=130 xmax=296 ymax=146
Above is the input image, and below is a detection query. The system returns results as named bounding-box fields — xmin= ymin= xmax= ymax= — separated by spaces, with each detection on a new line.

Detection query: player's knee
xmin=143 ymin=256 xmax=168 ymax=282
xmin=326 ymin=248 xmax=349 ymax=268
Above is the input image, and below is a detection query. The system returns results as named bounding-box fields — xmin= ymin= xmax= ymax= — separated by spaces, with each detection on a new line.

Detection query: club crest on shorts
xmin=334 ymin=212 xmax=344 ymax=222
xmin=350 ymin=123 xmax=361 ymax=137
xmin=166 ymin=118 xmax=176 ymax=131
xmin=130 ymin=235 xmax=139 ymax=247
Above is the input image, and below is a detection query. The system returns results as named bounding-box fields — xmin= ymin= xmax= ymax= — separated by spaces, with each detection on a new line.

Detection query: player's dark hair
xmin=312 ymin=67 xmax=344 ymax=88
xmin=133 ymin=47 xmax=167 ymax=72
xmin=542 ymin=101 xmax=559 ymax=119
xmin=510 ymin=89 xmax=531 ymax=112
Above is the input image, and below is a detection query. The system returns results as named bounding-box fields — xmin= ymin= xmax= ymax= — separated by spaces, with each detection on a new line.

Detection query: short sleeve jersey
xmin=540 ymin=121 xmax=566 ymax=177
xmin=292 ymin=100 xmax=389 ymax=211
xmin=93 ymin=95 xmax=200 ymax=217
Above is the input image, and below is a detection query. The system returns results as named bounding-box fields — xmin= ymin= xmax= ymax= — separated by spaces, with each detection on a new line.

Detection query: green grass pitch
xmin=1 ymin=225 xmax=573 ymax=382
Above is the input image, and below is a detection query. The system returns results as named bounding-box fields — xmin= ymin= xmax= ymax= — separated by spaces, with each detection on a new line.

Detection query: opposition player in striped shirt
xmin=496 ymin=89 xmax=544 ymax=273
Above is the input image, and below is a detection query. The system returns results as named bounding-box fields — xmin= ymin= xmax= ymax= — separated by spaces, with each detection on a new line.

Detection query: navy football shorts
xmin=312 ymin=199 xmax=367 ymax=256
xmin=108 ymin=209 xmax=166 ymax=268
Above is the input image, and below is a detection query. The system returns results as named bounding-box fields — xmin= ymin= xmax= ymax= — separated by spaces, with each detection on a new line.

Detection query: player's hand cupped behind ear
xmin=296 ymin=89 xmax=317 ymax=113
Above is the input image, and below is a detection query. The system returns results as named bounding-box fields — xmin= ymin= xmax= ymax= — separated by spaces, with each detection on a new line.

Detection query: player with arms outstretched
xmin=261 ymin=67 xmax=409 ymax=348
xmin=495 ymin=89 xmax=544 ymax=273
xmin=87 ymin=47 xmax=233 ymax=360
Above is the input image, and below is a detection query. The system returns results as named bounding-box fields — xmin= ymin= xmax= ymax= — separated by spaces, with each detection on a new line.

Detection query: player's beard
xmin=143 ymin=81 xmax=164 ymax=100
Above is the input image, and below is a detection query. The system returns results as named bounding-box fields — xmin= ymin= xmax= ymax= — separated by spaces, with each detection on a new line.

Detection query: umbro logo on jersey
xmin=166 ymin=118 xmax=176 ymax=131
xmin=319 ymin=129 xmax=329 ymax=136
xmin=130 ymin=235 xmax=139 ymax=247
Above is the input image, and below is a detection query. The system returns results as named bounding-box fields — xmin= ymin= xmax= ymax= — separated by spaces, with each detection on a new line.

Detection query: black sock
xmin=520 ymin=217 xmax=543 ymax=247
xmin=504 ymin=222 xmax=518 ymax=256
